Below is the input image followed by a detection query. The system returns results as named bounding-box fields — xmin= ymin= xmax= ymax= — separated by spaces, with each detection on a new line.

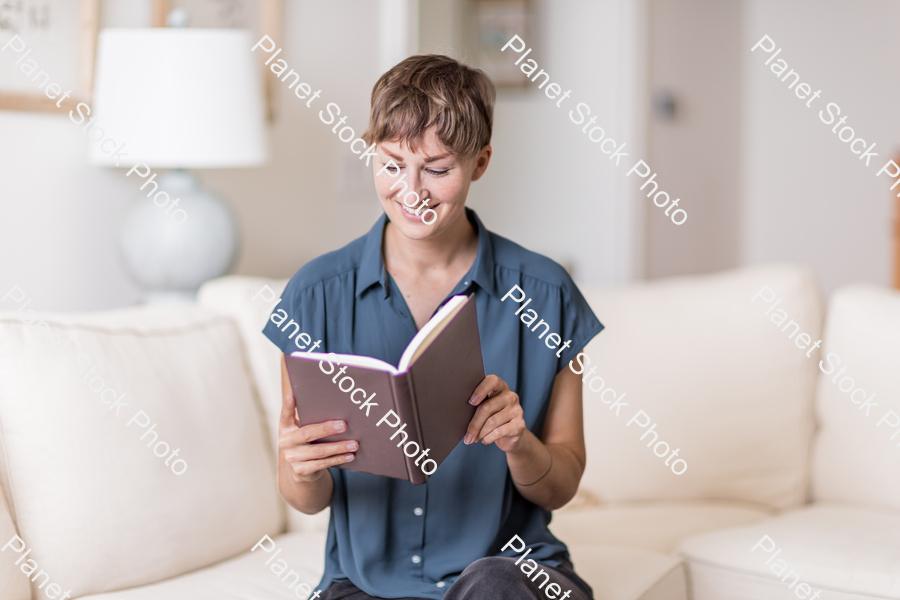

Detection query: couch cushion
xmin=679 ymin=504 xmax=900 ymax=599
xmin=0 ymin=306 xmax=284 ymax=597
xmin=811 ymin=286 xmax=900 ymax=512
xmin=77 ymin=531 xmax=681 ymax=600
xmin=78 ymin=530 xmax=327 ymax=600
xmin=198 ymin=276 xmax=330 ymax=534
xmin=198 ymin=276 xmax=288 ymax=457
xmin=551 ymin=500 xmax=774 ymax=554
xmin=567 ymin=545 xmax=687 ymax=600
xmin=578 ymin=264 xmax=822 ymax=509
xmin=0 ymin=485 xmax=30 ymax=600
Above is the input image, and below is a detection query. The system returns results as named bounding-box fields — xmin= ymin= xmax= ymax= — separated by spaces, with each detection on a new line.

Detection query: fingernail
xmin=464 ymin=434 xmax=473 ymax=445
xmin=333 ymin=421 xmax=345 ymax=432
xmin=345 ymin=454 xmax=355 ymax=462
xmin=346 ymin=441 xmax=358 ymax=451
xmin=468 ymin=395 xmax=478 ymax=405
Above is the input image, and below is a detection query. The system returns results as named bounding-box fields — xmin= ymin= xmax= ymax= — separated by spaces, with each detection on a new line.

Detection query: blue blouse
xmin=263 ymin=208 xmax=603 ymax=599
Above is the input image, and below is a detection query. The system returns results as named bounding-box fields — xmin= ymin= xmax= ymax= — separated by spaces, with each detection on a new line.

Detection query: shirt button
xmin=463 ymin=281 xmax=469 ymax=285
xmin=436 ymin=582 xmax=446 ymax=588
xmin=411 ymin=555 xmax=421 ymax=564
xmin=414 ymin=507 xmax=424 ymax=516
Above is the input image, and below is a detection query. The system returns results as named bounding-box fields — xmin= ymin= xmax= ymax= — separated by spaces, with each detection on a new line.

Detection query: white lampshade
xmin=89 ymin=28 xmax=267 ymax=168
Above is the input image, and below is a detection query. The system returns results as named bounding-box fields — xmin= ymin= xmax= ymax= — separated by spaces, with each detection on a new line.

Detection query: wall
xmin=642 ymin=0 xmax=897 ymax=295
xmin=645 ymin=0 xmax=742 ymax=279
xmin=222 ymin=0 xmax=645 ymax=287
xmin=420 ymin=0 xmax=644 ymax=285
xmin=4 ymin=1 xmax=895 ymax=312
xmin=0 ymin=0 xmax=642 ymax=312
xmin=741 ymin=0 xmax=898 ymax=295
xmin=0 ymin=0 xmax=153 ymax=311
xmin=0 ymin=112 xmax=141 ymax=311
xmin=198 ymin=0 xmax=387 ymax=279
xmin=0 ymin=0 xmax=387 ymax=310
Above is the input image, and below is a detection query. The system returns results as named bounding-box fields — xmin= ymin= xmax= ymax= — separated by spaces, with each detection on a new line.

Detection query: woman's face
xmin=373 ymin=127 xmax=491 ymax=240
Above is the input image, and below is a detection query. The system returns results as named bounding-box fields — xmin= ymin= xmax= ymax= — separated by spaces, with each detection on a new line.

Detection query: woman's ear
xmin=470 ymin=145 xmax=493 ymax=182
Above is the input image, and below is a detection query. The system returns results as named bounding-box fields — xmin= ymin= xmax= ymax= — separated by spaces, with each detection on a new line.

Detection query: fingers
xmin=464 ymin=375 xmax=512 ymax=444
xmin=280 ymin=420 xmax=347 ymax=448
xmin=468 ymin=374 xmax=507 ymax=407
xmin=465 ymin=396 xmax=501 ymax=444
xmin=287 ymin=452 xmax=356 ymax=480
xmin=279 ymin=419 xmax=358 ymax=481
xmin=283 ymin=439 xmax=358 ymax=462
xmin=465 ymin=389 xmax=519 ymax=444
xmin=476 ymin=402 xmax=523 ymax=444
xmin=279 ymin=391 xmax=300 ymax=429
xmin=481 ymin=421 xmax=523 ymax=447
xmin=280 ymin=426 xmax=354 ymax=455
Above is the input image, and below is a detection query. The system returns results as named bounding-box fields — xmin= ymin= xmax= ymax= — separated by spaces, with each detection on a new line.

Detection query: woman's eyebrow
xmin=383 ymin=149 xmax=452 ymax=164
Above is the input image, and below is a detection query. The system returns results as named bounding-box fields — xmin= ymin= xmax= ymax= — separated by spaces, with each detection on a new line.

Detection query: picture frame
xmin=152 ymin=0 xmax=283 ymax=119
xmin=467 ymin=0 xmax=531 ymax=88
xmin=0 ymin=0 xmax=99 ymax=112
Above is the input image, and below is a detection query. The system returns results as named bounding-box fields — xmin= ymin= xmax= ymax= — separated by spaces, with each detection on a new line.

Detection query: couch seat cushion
xmin=568 ymin=545 xmax=686 ymax=600
xmin=0 ymin=488 xmax=29 ymax=600
xmin=78 ymin=531 xmax=327 ymax=600
xmin=77 ymin=531 xmax=682 ymax=600
xmin=679 ymin=504 xmax=900 ymax=599
xmin=550 ymin=500 xmax=773 ymax=554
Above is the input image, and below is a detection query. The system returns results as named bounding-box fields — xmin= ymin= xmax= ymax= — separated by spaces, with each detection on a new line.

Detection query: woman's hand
xmin=464 ymin=374 xmax=527 ymax=453
xmin=473 ymin=367 xmax=586 ymax=511
xmin=278 ymin=390 xmax=358 ymax=483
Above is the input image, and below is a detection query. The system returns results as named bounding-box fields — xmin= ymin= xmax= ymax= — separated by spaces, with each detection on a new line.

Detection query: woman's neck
xmin=383 ymin=210 xmax=479 ymax=275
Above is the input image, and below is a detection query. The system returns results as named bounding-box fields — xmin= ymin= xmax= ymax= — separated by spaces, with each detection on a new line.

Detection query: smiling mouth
xmin=396 ymin=199 xmax=437 ymax=215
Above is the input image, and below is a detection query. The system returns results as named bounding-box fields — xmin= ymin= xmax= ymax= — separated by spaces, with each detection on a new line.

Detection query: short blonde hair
xmin=363 ymin=54 xmax=496 ymax=158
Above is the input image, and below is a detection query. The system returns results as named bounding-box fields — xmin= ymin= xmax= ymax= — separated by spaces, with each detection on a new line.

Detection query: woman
xmin=264 ymin=54 xmax=603 ymax=600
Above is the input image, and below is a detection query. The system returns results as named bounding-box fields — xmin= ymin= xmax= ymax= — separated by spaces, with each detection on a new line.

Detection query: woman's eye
xmin=427 ymin=169 xmax=449 ymax=176
xmin=384 ymin=164 xmax=400 ymax=173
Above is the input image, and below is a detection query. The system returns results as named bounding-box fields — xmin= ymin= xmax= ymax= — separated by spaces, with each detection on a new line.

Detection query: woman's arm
xmin=465 ymin=360 xmax=586 ymax=511
xmin=277 ymin=356 xmax=357 ymax=514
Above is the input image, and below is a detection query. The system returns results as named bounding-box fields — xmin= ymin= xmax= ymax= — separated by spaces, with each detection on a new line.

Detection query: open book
xmin=284 ymin=294 xmax=484 ymax=484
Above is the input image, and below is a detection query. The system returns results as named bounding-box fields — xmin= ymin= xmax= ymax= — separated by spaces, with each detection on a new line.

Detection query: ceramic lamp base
xmin=120 ymin=170 xmax=238 ymax=303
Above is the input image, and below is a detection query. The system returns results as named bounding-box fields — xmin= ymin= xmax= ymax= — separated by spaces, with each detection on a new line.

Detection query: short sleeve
xmin=555 ymin=276 xmax=604 ymax=372
xmin=261 ymin=273 xmax=326 ymax=356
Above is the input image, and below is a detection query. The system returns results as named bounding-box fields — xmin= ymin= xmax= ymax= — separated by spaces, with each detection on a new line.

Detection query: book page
xmin=398 ymin=295 xmax=469 ymax=372
xmin=290 ymin=294 xmax=470 ymax=374
xmin=290 ymin=351 xmax=399 ymax=374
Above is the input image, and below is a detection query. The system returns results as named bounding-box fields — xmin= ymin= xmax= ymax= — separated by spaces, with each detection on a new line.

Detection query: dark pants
xmin=319 ymin=557 xmax=595 ymax=600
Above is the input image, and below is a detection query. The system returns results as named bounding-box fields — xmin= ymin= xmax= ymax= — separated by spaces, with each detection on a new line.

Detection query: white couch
xmin=1 ymin=264 xmax=897 ymax=600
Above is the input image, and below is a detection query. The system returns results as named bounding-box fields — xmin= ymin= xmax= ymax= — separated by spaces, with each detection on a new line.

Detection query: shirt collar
xmin=354 ymin=208 xmax=498 ymax=299
xmin=465 ymin=208 xmax=498 ymax=298
xmin=355 ymin=213 xmax=390 ymax=298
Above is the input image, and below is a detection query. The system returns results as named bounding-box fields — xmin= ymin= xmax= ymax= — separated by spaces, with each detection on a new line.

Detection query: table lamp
xmin=89 ymin=27 xmax=268 ymax=303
